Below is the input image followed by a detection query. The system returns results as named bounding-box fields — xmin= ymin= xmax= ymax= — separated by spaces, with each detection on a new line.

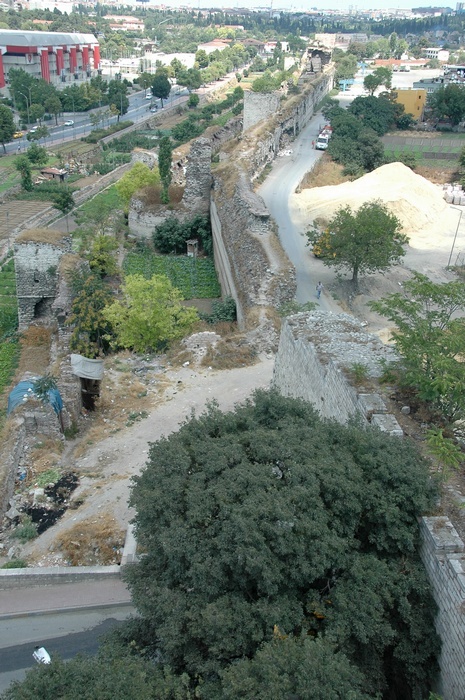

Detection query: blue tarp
xmin=7 ymin=379 xmax=63 ymax=416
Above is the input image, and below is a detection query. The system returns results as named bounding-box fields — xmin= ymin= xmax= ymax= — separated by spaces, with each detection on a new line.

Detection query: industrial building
xmin=0 ymin=30 xmax=100 ymax=89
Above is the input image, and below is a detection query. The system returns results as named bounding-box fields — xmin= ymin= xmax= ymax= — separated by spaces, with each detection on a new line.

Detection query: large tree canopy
xmin=308 ymin=200 xmax=408 ymax=287
xmin=126 ymin=390 xmax=438 ymax=699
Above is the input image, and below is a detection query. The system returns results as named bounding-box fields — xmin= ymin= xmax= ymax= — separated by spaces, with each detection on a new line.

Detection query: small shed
xmin=40 ymin=167 xmax=67 ymax=182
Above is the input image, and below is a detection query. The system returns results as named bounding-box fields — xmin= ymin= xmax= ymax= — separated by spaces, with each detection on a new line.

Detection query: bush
xmin=1 ymin=559 xmax=28 ymax=569
xmin=82 ymin=121 xmax=133 ymax=143
xmin=104 ymin=132 xmax=157 ymax=152
xmin=200 ymin=296 xmax=236 ymax=323
xmin=153 ymin=214 xmax=212 ymax=256
xmin=11 ymin=516 xmax=38 ymax=543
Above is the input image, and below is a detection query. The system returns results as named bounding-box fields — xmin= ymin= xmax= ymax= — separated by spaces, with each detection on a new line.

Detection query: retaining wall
xmin=273 ymin=311 xmax=465 ymax=699
xmin=420 ymin=517 xmax=465 ymax=700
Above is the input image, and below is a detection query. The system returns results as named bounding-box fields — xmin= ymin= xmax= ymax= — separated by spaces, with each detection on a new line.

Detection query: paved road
xmin=259 ymin=113 xmax=328 ymax=305
xmin=258 ymin=78 xmax=367 ymax=306
xmin=4 ymin=87 xmax=189 ymax=155
xmin=0 ymin=605 xmax=135 ymax=693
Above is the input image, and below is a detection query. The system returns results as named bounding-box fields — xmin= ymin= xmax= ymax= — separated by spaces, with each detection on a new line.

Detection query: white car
xmin=145 ymin=93 xmax=152 ymax=99
xmin=33 ymin=646 xmax=51 ymax=664
xmin=29 ymin=126 xmax=38 ymax=133
xmin=64 ymin=120 xmax=74 ymax=126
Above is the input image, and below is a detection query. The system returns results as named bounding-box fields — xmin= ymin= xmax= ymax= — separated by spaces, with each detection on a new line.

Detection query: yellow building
xmin=393 ymin=89 xmax=427 ymax=121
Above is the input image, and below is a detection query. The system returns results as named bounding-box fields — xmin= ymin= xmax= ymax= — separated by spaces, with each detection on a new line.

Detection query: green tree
xmin=151 ymin=71 xmax=171 ymax=107
xmin=363 ymin=67 xmax=392 ymax=96
xmin=158 ymin=136 xmax=172 ymax=203
xmin=348 ymin=95 xmax=397 ymax=135
xmin=25 ymin=142 xmax=47 ymax=166
xmin=27 ymin=125 xmax=49 ymax=142
xmin=52 ymin=190 xmax=75 ymax=234
xmin=29 ymin=102 xmax=45 ymax=125
xmin=364 ymin=73 xmax=382 ymax=96
xmin=126 ymin=390 xmax=438 ymax=697
xmin=153 ymin=214 xmax=211 ymax=255
xmin=102 ymin=274 xmax=198 ymax=353
xmin=195 ymin=48 xmax=209 ymax=68
xmin=221 ymin=637 xmax=375 ymax=700
xmin=187 ymin=93 xmax=199 ymax=108
xmin=44 ymin=95 xmax=62 ymax=125
xmin=0 ymin=104 xmax=15 ymax=153
xmin=15 ymin=155 xmax=33 ymax=191
xmin=251 ymin=73 xmax=279 ymax=93
xmin=429 ymin=84 xmax=465 ymax=125
xmin=67 ymin=271 xmax=114 ymax=358
xmin=115 ymin=162 xmax=160 ymax=210
xmin=138 ymin=71 xmax=153 ymax=95
xmin=370 ymin=273 xmax=465 ymax=423
xmin=88 ymin=234 xmax=119 ymax=277
xmin=307 ymin=200 xmax=407 ymax=288
xmin=107 ymin=80 xmax=129 ymax=121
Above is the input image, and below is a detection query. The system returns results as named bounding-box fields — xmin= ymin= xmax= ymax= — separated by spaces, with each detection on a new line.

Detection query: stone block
xmin=371 ymin=413 xmax=403 ymax=436
xmin=358 ymin=393 xmax=388 ymax=418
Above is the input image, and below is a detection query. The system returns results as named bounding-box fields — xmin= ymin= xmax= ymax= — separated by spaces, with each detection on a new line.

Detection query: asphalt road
xmin=259 ymin=112 xmax=327 ymax=304
xmin=0 ymin=605 xmax=135 ymax=693
xmin=4 ymin=87 xmax=189 ymax=155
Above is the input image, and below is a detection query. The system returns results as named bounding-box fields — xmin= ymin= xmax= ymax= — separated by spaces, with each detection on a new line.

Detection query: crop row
xmin=123 ymin=253 xmax=221 ymax=299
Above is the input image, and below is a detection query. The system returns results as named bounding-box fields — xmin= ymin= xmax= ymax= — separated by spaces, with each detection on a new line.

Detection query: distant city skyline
xmin=149 ymin=0 xmax=454 ymax=13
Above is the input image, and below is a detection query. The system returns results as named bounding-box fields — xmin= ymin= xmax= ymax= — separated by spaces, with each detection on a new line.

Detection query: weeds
xmin=1 ymin=559 xmax=28 ymax=568
xmin=426 ymin=428 xmax=463 ymax=482
xmin=11 ymin=515 xmax=38 ymax=542
xmin=55 ymin=512 xmax=125 ymax=566
xmin=348 ymin=362 xmax=369 ymax=385
xmin=126 ymin=410 xmax=149 ymax=427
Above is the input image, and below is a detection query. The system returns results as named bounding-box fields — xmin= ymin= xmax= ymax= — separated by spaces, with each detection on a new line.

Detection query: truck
xmin=315 ymin=126 xmax=332 ymax=151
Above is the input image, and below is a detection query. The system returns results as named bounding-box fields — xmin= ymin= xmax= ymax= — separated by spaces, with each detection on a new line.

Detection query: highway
xmin=4 ymin=86 xmax=189 ymax=155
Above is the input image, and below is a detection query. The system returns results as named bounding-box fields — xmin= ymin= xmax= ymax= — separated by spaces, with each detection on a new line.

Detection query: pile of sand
xmin=291 ymin=162 xmax=454 ymax=239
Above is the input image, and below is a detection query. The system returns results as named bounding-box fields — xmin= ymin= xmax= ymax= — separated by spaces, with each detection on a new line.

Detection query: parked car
xmin=150 ymin=106 xmax=158 ymax=112
xmin=145 ymin=93 xmax=152 ymax=100
xmin=64 ymin=120 xmax=74 ymax=126
xmin=29 ymin=126 xmax=38 ymax=133
xmin=13 ymin=131 xmax=23 ymax=139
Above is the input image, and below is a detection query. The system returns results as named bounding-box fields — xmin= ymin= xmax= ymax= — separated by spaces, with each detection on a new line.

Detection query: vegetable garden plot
xmin=123 ymin=252 xmax=221 ymax=299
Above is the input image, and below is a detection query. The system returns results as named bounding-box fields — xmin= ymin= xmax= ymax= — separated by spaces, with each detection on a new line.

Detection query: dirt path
xmin=21 ymin=358 xmax=274 ymax=565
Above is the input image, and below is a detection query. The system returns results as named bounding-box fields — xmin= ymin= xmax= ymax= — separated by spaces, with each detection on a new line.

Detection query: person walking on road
xmin=316 ymin=281 xmax=324 ymax=299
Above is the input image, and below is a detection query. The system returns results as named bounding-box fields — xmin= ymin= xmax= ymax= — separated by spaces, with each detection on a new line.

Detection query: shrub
xmin=200 ymin=296 xmax=236 ymax=323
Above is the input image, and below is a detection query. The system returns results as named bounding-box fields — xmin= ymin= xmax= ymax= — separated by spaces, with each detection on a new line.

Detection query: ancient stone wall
xmin=182 ymin=137 xmax=212 ymax=216
xmin=211 ymin=173 xmax=296 ymax=326
xmin=420 ymin=517 xmax=465 ymax=700
xmin=273 ymin=311 xmax=465 ymax=698
xmin=273 ymin=312 xmax=400 ymax=431
xmin=15 ymin=237 xmax=72 ymax=330
xmin=243 ymin=91 xmax=281 ymax=133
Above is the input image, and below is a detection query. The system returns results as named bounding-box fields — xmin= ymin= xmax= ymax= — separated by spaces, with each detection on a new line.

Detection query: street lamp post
xmin=448 ymin=208 xmax=463 ymax=268
xmin=18 ymin=91 xmax=30 ymax=126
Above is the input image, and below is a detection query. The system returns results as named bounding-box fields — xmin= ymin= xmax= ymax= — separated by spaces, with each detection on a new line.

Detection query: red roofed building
xmin=0 ymin=29 xmax=100 ymax=89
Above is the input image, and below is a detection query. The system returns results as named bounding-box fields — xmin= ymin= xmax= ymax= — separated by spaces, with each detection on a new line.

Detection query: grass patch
xmin=123 ymin=251 xmax=221 ymax=299
xmin=1 ymin=559 xmax=28 ymax=568
xmin=55 ymin=511 xmax=125 ymax=566
xmin=76 ymin=184 xmax=121 ymax=220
